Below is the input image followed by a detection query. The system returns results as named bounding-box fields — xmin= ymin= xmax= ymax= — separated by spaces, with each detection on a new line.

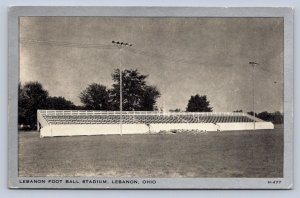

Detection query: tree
xmin=256 ymin=111 xmax=271 ymax=121
xmin=169 ymin=108 xmax=181 ymax=112
xmin=273 ymin=111 xmax=284 ymax=124
xmin=110 ymin=69 xmax=160 ymax=111
xmin=256 ymin=111 xmax=284 ymax=124
xmin=47 ymin=96 xmax=77 ymax=110
xmin=79 ymin=83 xmax=110 ymax=110
xmin=18 ymin=82 xmax=49 ymax=128
xmin=140 ymin=86 xmax=160 ymax=111
xmin=18 ymin=83 xmax=27 ymax=126
xmin=247 ymin=111 xmax=258 ymax=117
xmin=186 ymin=94 xmax=213 ymax=112
xmin=233 ymin=109 xmax=243 ymax=112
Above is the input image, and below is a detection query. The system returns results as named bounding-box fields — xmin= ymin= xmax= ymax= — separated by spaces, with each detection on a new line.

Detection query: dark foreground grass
xmin=19 ymin=125 xmax=283 ymax=177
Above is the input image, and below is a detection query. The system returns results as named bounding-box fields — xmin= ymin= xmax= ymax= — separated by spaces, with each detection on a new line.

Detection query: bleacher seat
xmin=40 ymin=111 xmax=257 ymax=125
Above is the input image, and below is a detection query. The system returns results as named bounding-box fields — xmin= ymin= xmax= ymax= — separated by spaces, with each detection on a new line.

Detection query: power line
xmin=21 ymin=39 xmax=277 ymax=75
xmin=21 ymin=39 xmax=113 ymax=47
xmin=21 ymin=39 xmax=116 ymax=50
xmin=20 ymin=39 xmax=229 ymax=67
xmin=127 ymin=47 xmax=199 ymax=65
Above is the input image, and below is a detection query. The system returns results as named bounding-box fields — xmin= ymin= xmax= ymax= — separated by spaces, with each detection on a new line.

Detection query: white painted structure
xmin=37 ymin=110 xmax=274 ymax=137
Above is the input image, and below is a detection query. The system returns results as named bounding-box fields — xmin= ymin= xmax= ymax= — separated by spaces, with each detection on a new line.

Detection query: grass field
xmin=18 ymin=125 xmax=283 ymax=178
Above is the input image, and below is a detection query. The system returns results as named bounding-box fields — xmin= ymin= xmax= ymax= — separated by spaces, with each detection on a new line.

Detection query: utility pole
xmin=249 ymin=61 xmax=259 ymax=130
xmin=112 ymin=41 xmax=133 ymax=135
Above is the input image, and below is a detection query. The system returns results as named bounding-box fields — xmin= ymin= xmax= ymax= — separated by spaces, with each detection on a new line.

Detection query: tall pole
xmin=249 ymin=61 xmax=259 ymax=130
xmin=252 ymin=64 xmax=255 ymax=130
xmin=112 ymin=41 xmax=133 ymax=135
xmin=119 ymin=47 xmax=123 ymax=136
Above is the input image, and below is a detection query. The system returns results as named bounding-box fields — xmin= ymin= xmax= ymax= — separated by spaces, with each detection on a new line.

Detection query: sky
xmin=20 ymin=17 xmax=283 ymax=112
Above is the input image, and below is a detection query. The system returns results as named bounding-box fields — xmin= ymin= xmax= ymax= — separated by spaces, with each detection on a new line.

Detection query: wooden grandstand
xmin=37 ymin=110 xmax=274 ymax=137
xmin=42 ymin=112 xmax=255 ymax=125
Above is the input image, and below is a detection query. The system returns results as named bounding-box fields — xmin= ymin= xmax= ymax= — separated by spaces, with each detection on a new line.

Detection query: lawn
xmin=18 ymin=125 xmax=283 ymax=178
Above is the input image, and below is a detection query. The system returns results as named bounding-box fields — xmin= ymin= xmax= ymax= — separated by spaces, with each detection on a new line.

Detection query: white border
xmin=8 ymin=6 xmax=294 ymax=189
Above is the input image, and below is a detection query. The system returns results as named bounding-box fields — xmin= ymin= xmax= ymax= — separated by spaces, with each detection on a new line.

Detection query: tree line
xmin=19 ymin=69 xmax=162 ymax=128
xmin=234 ymin=110 xmax=284 ymax=124
xmin=18 ymin=68 xmax=282 ymax=129
xmin=19 ymin=69 xmax=214 ymax=129
xmin=247 ymin=111 xmax=283 ymax=124
xmin=79 ymin=69 xmax=160 ymax=111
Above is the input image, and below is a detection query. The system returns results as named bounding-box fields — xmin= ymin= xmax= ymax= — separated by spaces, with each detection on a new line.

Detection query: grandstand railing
xmin=37 ymin=110 xmax=264 ymax=121
xmin=37 ymin=110 xmax=50 ymax=129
